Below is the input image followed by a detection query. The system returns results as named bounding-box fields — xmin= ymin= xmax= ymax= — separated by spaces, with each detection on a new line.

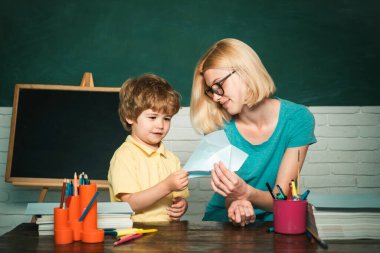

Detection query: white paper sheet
xmin=183 ymin=130 xmax=248 ymax=178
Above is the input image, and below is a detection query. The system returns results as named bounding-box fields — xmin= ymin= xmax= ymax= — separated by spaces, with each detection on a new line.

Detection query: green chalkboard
xmin=5 ymin=85 xmax=127 ymax=188
xmin=1 ymin=0 xmax=379 ymax=106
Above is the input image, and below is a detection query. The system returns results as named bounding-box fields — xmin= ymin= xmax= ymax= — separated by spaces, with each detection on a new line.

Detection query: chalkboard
xmin=5 ymin=84 xmax=127 ymax=188
xmin=1 ymin=0 xmax=379 ymax=106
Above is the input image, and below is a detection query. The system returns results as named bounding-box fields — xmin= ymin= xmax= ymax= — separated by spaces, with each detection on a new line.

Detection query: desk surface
xmin=0 ymin=221 xmax=379 ymax=253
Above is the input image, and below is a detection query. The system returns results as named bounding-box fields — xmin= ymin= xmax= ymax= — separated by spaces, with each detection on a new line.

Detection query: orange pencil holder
xmin=54 ymin=207 xmax=73 ymax=244
xmin=68 ymin=195 xmax=82 ymax=241
xmin=273 ymin=199 xmax=307 ymax=235
xmin=79 ymin=183 xmax=104 ymax=243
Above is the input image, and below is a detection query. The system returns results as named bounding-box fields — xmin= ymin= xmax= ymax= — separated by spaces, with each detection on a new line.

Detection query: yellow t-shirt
xmin=108 ymin=135 xmax=189 ymax=222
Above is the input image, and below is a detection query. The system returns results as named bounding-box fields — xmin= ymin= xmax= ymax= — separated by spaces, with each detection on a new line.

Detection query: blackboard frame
xmin=5 ymin=84 xmax=123 ymax=189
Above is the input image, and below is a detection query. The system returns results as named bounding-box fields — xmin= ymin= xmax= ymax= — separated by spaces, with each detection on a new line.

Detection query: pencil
xmin=114 ymin=233 xmax=143 ymax=246
xmin=59 ymin=179 xmax=66 ymax=209
xmin=84 ymin=174 xmax=89 ymax=185
xmin=73 ymin=172 xmax=78 ymax=196
xmin=288 ymin=182 xmax=293 ymax=200
xmin=78 ymin=191 xmax=99 ymax=222
xmin=297 ymin=149 xmax=300 ymax=194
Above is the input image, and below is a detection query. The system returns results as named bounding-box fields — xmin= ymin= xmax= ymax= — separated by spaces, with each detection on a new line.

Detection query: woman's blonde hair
xmin=119 ymin=73 xmax=180 ymax=131
xmin=190 ymin=38 xmax=276 ymax=134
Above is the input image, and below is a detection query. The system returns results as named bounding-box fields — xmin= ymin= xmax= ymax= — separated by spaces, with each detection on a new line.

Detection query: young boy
xmin=108 ymin=73 xmax=189 ymax=222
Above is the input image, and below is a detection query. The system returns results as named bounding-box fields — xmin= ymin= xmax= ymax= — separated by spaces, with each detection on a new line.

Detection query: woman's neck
xmin=233 ymin=98 xmax=280 ymax=145
xmin=236 ymin=98 xmax=277 ymax=128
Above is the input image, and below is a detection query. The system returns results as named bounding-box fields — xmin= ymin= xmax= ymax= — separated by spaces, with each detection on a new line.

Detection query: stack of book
xmin=307 ymin=193 xmax=380 ymax=240
xmin=25 ymin=202 xmax=134 ymax=236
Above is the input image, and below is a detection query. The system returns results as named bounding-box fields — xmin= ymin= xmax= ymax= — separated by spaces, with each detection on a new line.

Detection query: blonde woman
xmin=190 ymin=38 xmax=316 ymax=226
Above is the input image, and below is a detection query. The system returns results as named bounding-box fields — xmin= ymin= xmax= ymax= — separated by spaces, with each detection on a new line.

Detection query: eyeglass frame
xmin=204 ymin=70 xmax=236 ymax=99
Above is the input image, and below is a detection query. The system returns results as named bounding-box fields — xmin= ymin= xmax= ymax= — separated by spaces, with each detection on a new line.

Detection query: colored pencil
xmin=78 ymin=191 xmax=99 ymax=221
xmin=114 ymin=233 xmax=143 ymax=246
xmin=59 ymin=179 xmax=66 ymax=209
xmin=297 ymin=149 xmax=300 ymax=194
xmin=73 ymin=172 xmax=78 ymax=196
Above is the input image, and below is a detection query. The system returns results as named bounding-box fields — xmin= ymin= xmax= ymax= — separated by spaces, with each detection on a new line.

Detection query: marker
xmin=79 ymin=172 xmax=84 ymax=185
xmin=117 ymin=228 xmax=158 ymax=237
xmin=84 ymin=174 xmax=89 ymax=185
xmin=306 ymin=227 xmax=328 ymax=249
xmin=276 ymin=185 xmax=287 ymax=200
xmin=104 ymin=229 xmax=118 ymax=237
xmin=276 ymin=193 xmax=285 ymax=200
xmin=265 ymin=182 xmax=276 ymax=200
xmin=116 ymin=228 xmax=137 ymax=237
xmin=135 ymin=229 xmax=157 ymax=234
xmin=78 ymin=191 xmax=99 ymax=222
xmin=300 ymin=189 xmax=310 ymax=200
xmin=291 ymin=180 xmax=298 ymax=200
xmin=114 ymin=233 xmax=143 ymax=246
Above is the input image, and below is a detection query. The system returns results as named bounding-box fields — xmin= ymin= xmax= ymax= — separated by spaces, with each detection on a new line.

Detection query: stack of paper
xmin=26 ymin=202 xmax=134 ymax=236
xmin=307 ymin=193 xmax=380 ymax=240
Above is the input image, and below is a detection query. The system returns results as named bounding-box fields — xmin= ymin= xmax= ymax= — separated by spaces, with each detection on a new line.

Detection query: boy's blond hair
xmin=119 ymin=73 xmax=180 ymax=131
xmin=190 ymin=38 xmax=276 ymax=134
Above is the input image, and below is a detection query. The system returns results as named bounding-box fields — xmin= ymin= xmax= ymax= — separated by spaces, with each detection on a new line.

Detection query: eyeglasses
xmin=204 ymin=70 xmax=236 ymax=99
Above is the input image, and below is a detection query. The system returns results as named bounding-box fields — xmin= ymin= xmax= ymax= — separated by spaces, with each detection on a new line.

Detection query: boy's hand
xmin=165 ymin=170 xmax=188 ymax=192
xmin=168 ymin=197 xmax=188 ymax=221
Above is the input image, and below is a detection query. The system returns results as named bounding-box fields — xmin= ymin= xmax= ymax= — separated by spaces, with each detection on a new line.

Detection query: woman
xmin=190 ymin=38 xmax=316 ymax=226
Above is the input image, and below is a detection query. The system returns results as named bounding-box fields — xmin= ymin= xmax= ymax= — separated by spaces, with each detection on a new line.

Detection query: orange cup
xmin=79 ymin=184 xmax=104 ymax=243
xmin=68 ymin=195 xmax=82 ymax=241
xmin=54 ymin=208 xmax=73 ymax=244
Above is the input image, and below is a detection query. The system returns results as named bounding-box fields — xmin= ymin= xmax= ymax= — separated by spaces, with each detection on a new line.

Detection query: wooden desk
xmin=0 ymin=221 xmax=379 ymax=252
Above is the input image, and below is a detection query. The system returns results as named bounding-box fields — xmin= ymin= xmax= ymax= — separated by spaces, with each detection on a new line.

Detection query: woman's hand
xmin=228 ymin=199 xmax=256 ymax=227
xmin=211 ymin=161 xmax=249 ymax=199
xmin=167 ymin=197 xmax=188 ymax=221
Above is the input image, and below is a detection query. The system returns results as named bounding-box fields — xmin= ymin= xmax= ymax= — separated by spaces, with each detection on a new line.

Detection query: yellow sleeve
xmin=173 ymin=188 xmax=190 ymax=199
xmin=108 ymin=147 xmax=140 ymax=200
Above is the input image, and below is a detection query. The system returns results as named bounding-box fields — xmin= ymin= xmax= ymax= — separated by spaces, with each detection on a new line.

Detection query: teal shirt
xmin=202 ymin=98 xmax=317 ymax=222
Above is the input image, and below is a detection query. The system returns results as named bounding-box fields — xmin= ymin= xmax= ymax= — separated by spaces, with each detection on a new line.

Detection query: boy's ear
xmin=126 ymin=118 xmax=134 ymax=125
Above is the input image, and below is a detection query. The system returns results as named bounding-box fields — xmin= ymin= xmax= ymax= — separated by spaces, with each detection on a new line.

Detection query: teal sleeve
xmin=288 ymin=106 xmax=317 ymax=148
